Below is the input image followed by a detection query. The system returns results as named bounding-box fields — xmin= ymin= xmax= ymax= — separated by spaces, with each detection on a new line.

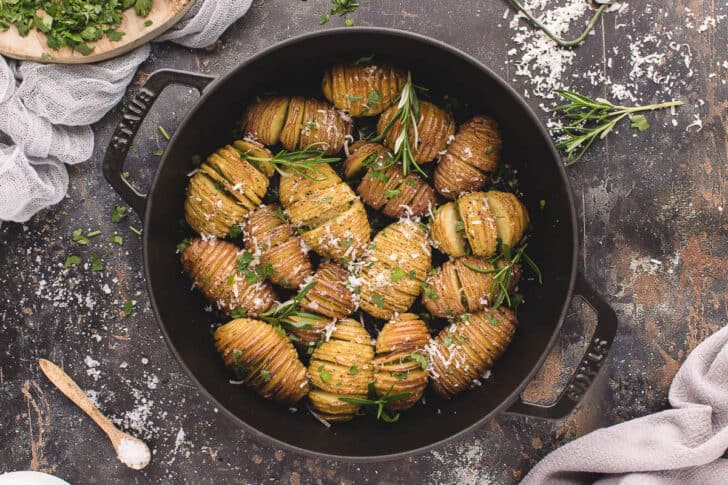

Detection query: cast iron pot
xmin=103 ymin=28 xmax=618 ymax=461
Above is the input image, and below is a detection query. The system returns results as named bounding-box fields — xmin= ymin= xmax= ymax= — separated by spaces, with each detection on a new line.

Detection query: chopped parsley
xmin=410 ymin=352 xmax=429 ymax=371
xmin=485 ymin=145 xmax=495 ymax=155
xmin=236 ymin=251 xmax=275 ymax=283
xmin=391 ymin=371 xmax=409 ymax=381
xmin=371 ymin=292 xmax=385 ymax=308
xmin=366 ymin=89 xmax=383 ymax=110
xmin=90 ymin=253 xmax=103 ymax=272
xmin=421 ymin=282 xmax=438 ymax=300
xmin=191 ymin=154 xmax=202 ymax=167
xmin=272 ymin=206 xmax=287 ymax=222
xmin=390 ymin=267 xmax=406 ymax=282
xmin=129 ymin=226 xmax=143 ymax=237
xmin=122 ymin=299 xmax=135 ymax=317
xmin=320 ymin=370 xmax=332 ymax=382
xmin=229 ymin=224 xmax=242 ymax=239
xmin=352 ymin=54 xmax=375 ymax=65
xmin=383 ymin=188 xmax=401 ymax=199
xmin=63 ymin=254 xmax=81 ymax=268
xmin=260 ymin=370 xmax=272 ymax=382
xmin=111 ymin=206 xmax=128 ymax=223
xmin=110 ymin=234 xmax=123 ymax=246
xmin=454 ymin=220 xmax=465 ymax=232
xmin=177 ymin=238 xmax=192 ymax=252
xmin=348 ymin=364 xmax=359 ymax=375
xmin=345 ymin=94 xmax=362 ymax=103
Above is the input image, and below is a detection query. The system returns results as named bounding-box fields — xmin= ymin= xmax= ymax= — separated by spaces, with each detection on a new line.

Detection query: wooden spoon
xmin=38 ymin=358 xmax=151 ymax=470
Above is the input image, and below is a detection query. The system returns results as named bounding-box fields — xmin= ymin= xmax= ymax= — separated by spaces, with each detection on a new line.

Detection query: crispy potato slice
xmin=458 ymin=192 xmax=498 ymax=257
xmin=299 ymin=262 xmax=356 ymax=319
xmin=483 ymin=190 xmax=529 ymax=248
xmin=377 ymin=100 xmax=454 ymax=163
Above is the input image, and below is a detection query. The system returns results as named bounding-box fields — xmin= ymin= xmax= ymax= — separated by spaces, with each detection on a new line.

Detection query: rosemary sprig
xmin=339 ymin=383 xmax=411 ymax=423
xmin=508 ymin=0 xmax=612 ymax=47
xmin=258 ymin=280 xmax=324 ymax=328
xmin=371 ymin=72 xmax=427 ymax=178
xmin=463 ymin=243 xmax=542 ymax=310
xmin=553 ymin=89 xmax=683 ymax=165
xmin=239 ymin=142 xmax=340 ymax=181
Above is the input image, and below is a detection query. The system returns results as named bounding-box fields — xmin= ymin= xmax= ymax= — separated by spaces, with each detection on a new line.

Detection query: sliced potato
xmin=377 ymin=101 xmax=454 ymax=164
xmin=358 ymin=219 xmax=432 ymax=319
xmin=308 ymin=319 xmax=374 ymax=422
xmin=322 ymin=63 xmax=407 ymax=117
xmin=434 ymin=115 xmax=502 ymax=198
xmin=181 ymin=238 xmax=277 ymax=316
xmin=483 ymin=191 xmax=529 ymax=248
xmin=214 ymin=318 xmax=309 ymax=403
xmin=242 ymin=204 xmax=313 ymax=289
xmin=457 ymin=192 xmax=499 ymax=257
xmin=342 ymin=141 xmax=390 ymax=179
xmin=373 ymin=313 xmax=430 ymax=411
xmin=429 ymin=308 xmax=517 ymax=399
xmin=232 ymin=139 xmax=275 ymax=177
xmin=240 ymin=96 xmax=290 ymax=146
xmin=299 ymin=262 xmax=356 ymax=319
xmin=429 ymin=202 xmax=467 ymax=257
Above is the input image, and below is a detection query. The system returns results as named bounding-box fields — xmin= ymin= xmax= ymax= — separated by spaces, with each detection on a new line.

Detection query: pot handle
xmin=102 ymin=69 xmax=215 ymax=215
xmin=506 ymin=272 xmax=618 ymax=419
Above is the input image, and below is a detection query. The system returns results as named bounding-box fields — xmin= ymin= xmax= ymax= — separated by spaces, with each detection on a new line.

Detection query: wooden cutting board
xmin=0 ymin=0 xmax=196 ymax=64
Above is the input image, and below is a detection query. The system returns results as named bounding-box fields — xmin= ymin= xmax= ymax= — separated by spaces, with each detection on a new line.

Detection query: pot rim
xmin=142 ymin=26 xmax=579 ymax=462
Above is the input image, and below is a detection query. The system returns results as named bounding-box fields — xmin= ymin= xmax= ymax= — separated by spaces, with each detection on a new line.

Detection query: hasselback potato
xmin=321 ymin=63 xmax=407 ymax=117
xmin=373 ymin=314 xmax=430 ymax=411
xmin=430 ymin=191 xmax=529 ymax=258
xmin=429 ymin=308 xmax=517 ymax=399
xmin=242 ymin=204 xmax=313 ymax=289
xmin=214 ymin=318 xmax=309 ymax=403
xmin=376 ymin=100 xmax=454 ymax=164
xmin=241 ymin=96 xmax=353 ymax=156
xmin=347 ymin=142 xmax=436 ymax=219
xmin=285 ymin=262 xmax=357 ymax=347
xmin=279 ymin=164 xmax=371 ymax=263
xmin=180 ymin=238 xmax=276 ymax=316
xmin=184 ymin=141 xmax=272 ymax=237
xmin=421 ymin=257 xmax=521 ymax=317
xmin=434 ymin=115 xmax=502 ymax=198
xmin=358 ymin=219 xmax=432 ymax=320
xmin=308 ymin=319 xmax=375 ymax=422
xmin=299 ymin=262 xmax=357 ymax=319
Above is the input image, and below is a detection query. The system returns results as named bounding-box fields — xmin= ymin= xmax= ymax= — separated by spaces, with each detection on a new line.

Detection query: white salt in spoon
xmin=38 ymin=359 xmax=151 ymax=470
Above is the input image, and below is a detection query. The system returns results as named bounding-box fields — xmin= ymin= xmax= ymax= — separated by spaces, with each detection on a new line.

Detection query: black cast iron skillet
xmin=103 ymin=28 xmax=618 ymax=461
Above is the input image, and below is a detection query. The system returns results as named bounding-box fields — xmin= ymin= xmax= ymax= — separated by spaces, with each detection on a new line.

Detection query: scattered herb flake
xmin=110 ymin=234 xmax=123 ymax=245
xmin=129 ymin=226 xmax=143 ymax=237
xmin=371 ymin=292 xmax=385 ymax=308
xmin=112 ymin=206 xmax=128 ymax=223
xmin=90 ymin=253 xmax=103 ymax=272
xmin=64 ymin=255 xmax=82 ymax=268
xmin=122 ymin=299 xmax=135 ymax=316
xmin=390 ymin=267 xmax=406 ymax=282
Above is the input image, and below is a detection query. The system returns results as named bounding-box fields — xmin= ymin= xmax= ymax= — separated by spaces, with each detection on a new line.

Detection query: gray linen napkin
xmin=0 ymin=0 xmax=252 ymax=222
xmin=522 ymin=324 xmax=728 ymax=484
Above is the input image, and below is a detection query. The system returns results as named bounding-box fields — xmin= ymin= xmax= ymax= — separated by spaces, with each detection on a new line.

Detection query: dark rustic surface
xmin=1 ymin=1 xmax=726 ymax=483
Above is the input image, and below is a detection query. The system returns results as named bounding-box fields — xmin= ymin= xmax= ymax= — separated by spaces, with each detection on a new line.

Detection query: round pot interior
xmin=144 ymin=28 xmax=576 ymax=460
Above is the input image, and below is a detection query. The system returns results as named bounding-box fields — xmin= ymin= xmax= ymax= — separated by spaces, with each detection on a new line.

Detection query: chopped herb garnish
xmin=405 ymin=177 xmax=419 ymax=186
xmin=177 ymin=238 xmax=192 ymax=252
xmin=232 ymin=348 xmax=243 ymax=363
xmin=122 ymin=171 xmax=130 ymax=179
xmin=230 ymin=307 xmax=248 ymax=319
xmin=383 ymin=188 xmax=402 ymax=199
xmin=158 ymin=125 xmax=170 ymax=140
xmin=64 ymin=254 xmax=81 ymax=268
xmin=462 ymin=243 xmax=542 ymax=310
xmin=319 ymin=370 xmax=332 ymax=382
xmin=237 ymin=142 xmax=340 ymax=181
xmin=345 ymin=94 xmax=362 ymax=103
xmin=227 ymin=274 xmax=235 ymax=285
xmin=72 ymin=229 xmax=90 ymax=245
xmin=349 ymin=364 xmax=359 ymax=375
xmin=485 ymin=145 xmax=495 ymax=155
xmin=229 ymin=224 xmax=242 ymax=239
xmin=352 ymin=54 xmax=375 ymax=65
xmin=129 ymin=226 xmax=143 ymax=237
xmin=111 ymin=206 xmax=128 ymax=223
xmin=260 ymin=370 xmax=272 ymax=382
xmin=320 ymin=0 xmax=359 ymax=25
xmin=110 ymin=234 xmax=123 ymax=246
xmin=410 ymin=352 xmax=429 ymax=371
xmin=371 ymin=292 xmax=385 ymax=308
xmin=144 ymin=19 xmax=153 ymax=27
xmin=122 ymin=299 xmax=135 ymax=317
xmin=408 ymin=270 xmax=417 ymax=280
xmin=338 ymin=383 xmax=410 ymax=423
xmin=153 ymin=149 xmax=164 ymax=156
xmin=421 ymin=282 xmax=438 ymax=300
xmin=539 ymin=199 xmax=546 ymax=210
xmin=344 ymin=17 xmax=353 ymax=27
xmin=366 ymin=89 xmax=383 ymax=110
xmin=90 ymin=253 xmax=103 ymax=271
xmin=390 ymin=267 xmax=406 ymax=282
xmin=235 ymin=251 xmax=275 ymax=283
xmin=391 ymin=371 xmax=409 ymax=381
xmin=272 ymin=206 xmax=287 ymax=222
xmin=454 ymin=220 xmax=465 ymax=232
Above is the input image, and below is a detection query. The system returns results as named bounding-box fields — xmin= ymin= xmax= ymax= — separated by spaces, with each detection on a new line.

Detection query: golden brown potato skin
xmin=242 ymin=204 xmax=313 ymax=289
xmin=342 ymin=141 xmax=389 ymax=179
xmin=429 ymin=191 xmax=529 ymax=258
xmin=279 ymin=164 xmax=371 ymax=263
xmin=429 ymin=308 xmax=517 ymax=399
xmin=377 ymin=100 xmax=454 ymax=164
xmin=322 ymin=64 xmax=406 ymax=117
xmin=308 ymin=319 xmax=375 ymax=422
xmin=434 ymin=115 xmax=502 ymax=198
xmin=422 ymin=257 xmax=521 ymax=317
xmin=299 ymin=262 xmax=356 ymax=319
xmin=184 ymin=144 xmax=271 ymax=237
xmin=214 ymin=318 xmax=309 ymax=404
xmin=180 ymin=238 xmax=277 ymax=316
xmin=358 ymin=219 xmax=432 ymax=320
xmin=241 ymin=96 xmax=290 ymax=146
xmin=373 ymin=314 xmax=430 ymax=411
xmin=357 ymin=163 xmax=437 ymax=219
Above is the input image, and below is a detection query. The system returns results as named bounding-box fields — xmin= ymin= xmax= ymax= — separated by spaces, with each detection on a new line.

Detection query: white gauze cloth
xmin=0 ymin=0 xmax=252 ymax=222
xmin=522 ymin=323 xmax=728 ymax=484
